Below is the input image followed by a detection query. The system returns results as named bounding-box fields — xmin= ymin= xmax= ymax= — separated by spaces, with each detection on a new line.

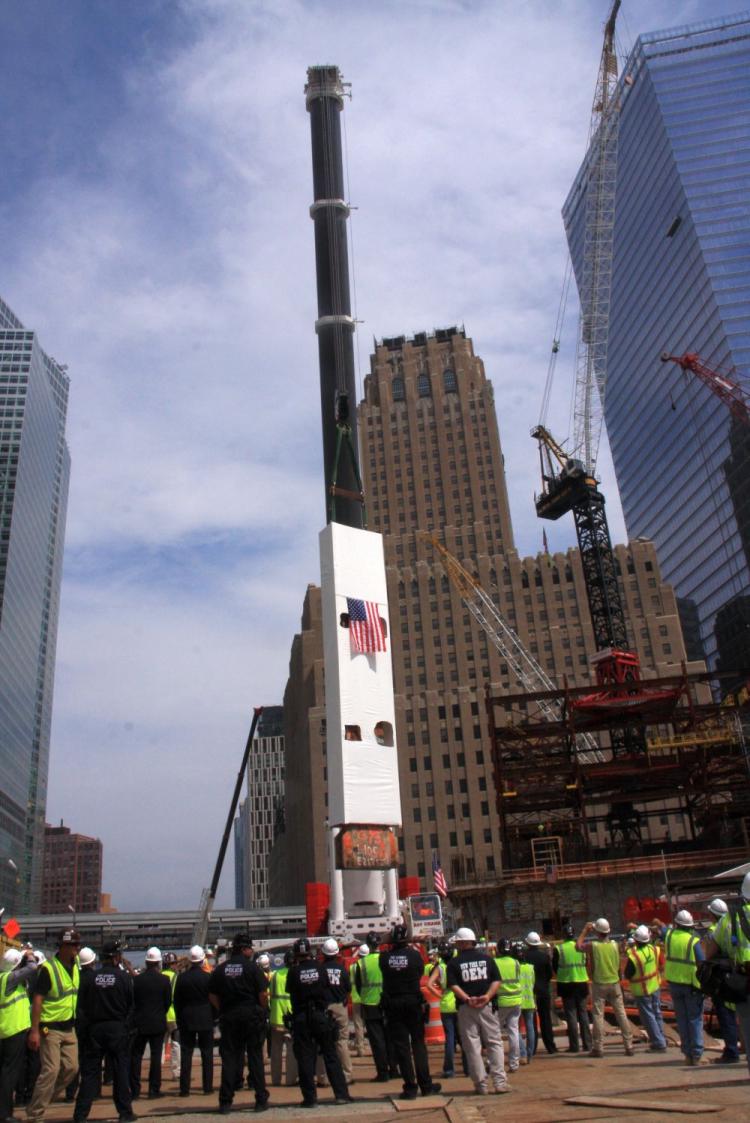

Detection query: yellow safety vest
xmin=664 ymin=928 xmax=699 ymax=987
xmin=712 ymin=904 xmax=750 ymax=969
xmin=358 ymin=954 xmax=383 ymax=1006
xmin=519 ymin=962 xmax=536 ymax=1010
xmin=163 ymin=969 xmax=177 ymax=1023
xmin=40 ymin=957 xmax=79 ymax=1024
xmin=556 ymin=940 xmax=588 ymax=984
xmin=0 ymin=970 xmax=31 ymax=1038
xmin=590 ymin=940 xmax=620 ymax=985
xmin=626 ymin=944 xmax=660 ymax=997
xmin=436 ymin=963 xmax=456 ymax=1014
xmin=269 ymin=968 xmax=291 ymax=1028
xmin=494 ymin=956 xmax=522 ymax=1006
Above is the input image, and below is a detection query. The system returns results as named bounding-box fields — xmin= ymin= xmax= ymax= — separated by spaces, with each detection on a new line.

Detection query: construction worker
xmin=73 ymin=940 xmax=135 ymax=1123
xmin=446 ymin=927 xmax=510 ymax=1096
xmin=349 ymin=945 xmax=367 ymax=1058
xmin=702 ymin=899 xmax=740 ymax=1065
xmin=517 ymin=944 xmax=536 ymax=1064
xmin=554 ymin=924 xmax=591 ymax=1053
xmin=319 ymin=939 xmax=353 ymax=1087
xmin=268 ymin=951 xmax=296 ymax=1087
xmin=523 ymin=931 xmax=557 ymax=1054
xmin=208 ymin=932 xmax=269 ymax=1114
xmin=130 ymin=947 xmax=171 ymax=1100
xmin=703 ymin=874 xmax=750 ymax=1076
xmin=26 ymin=928 xmax=81 ymax=1123
xmin=354 ymin=940 xmax=390 ymax=1081
xmin=660 ymin=909 xmax=705 ymax=1065
xmin=161 ymin=953 xmax=180 ymax=1081
xmin=579 ymin=918 xmax=633 ymax=1057
xmin=493 ymin=939 xmax=522 ymax=1072
xmin=624 ymin=926 xmax=666 ymax=1051
xmin=174 ymin=945 xmax=215 ymax=1096
xmin=428 ymin=942 xmax=464 ymax=1078
xmin=286 ymin=938 xmax=351 ymax=1109
xmin=0 ymin=948 xmax=37 ymax=1122
xmin=379 ymin=925 xmax=440 ymax=1101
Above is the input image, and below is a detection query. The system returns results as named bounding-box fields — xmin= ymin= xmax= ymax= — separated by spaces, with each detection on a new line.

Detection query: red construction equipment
xmin=661 ymin=351 xmax=749 ymax=426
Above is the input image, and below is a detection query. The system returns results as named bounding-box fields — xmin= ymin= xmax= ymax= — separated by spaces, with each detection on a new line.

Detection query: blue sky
xmin=1 ymin=0 xmax=744 ymax=911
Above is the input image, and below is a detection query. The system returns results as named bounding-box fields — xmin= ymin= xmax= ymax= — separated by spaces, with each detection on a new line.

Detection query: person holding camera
xmin=380 ymin=926 xmax=440 ymax=1101
xmin=285 ymin=938 xmax=350 ymax=1109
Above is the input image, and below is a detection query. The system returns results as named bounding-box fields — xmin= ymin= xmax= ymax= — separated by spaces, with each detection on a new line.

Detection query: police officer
xmin=73 ymin=940 xmax=135 ymax=1123
xmin=380 ymin=925 xmax=440 ymax=1101
xmin=208 ymin=933 xmax=269 ymax=1114
xmin=286 ymin=938 xmax=350 ymax=1109
xmin=319 ymin=939 xmax=353 ymax=1086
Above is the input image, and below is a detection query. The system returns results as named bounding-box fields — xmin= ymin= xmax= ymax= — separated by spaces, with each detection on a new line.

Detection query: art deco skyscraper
xmin=0 ymin=298 xmax=70 ymax=912
xmin=563 ymin=13 xmax=750 ymax=675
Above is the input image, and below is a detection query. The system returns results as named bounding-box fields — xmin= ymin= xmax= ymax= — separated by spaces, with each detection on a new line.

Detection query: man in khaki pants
xmin=578 ymin=918 xmax=633 ymax=1057
xmin=27 ymin=929 xmax=81 ymax=1123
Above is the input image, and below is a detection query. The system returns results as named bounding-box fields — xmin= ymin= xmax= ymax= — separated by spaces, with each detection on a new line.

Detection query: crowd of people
xmin=0 ymin=871 xmax=747 ymax=1116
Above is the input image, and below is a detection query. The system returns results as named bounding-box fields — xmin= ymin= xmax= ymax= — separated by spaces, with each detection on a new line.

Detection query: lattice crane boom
xmin=661 ymin=351 xmax=750 ymax=426
xmin=422 ymin=535 xmax=603 ymax=762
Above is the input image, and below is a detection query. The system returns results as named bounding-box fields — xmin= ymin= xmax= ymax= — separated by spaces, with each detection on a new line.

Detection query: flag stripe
xmin=347 ymin=597 xmax=386 ymax=654
xmin=432 ymin=851 xmax=448 ymax=898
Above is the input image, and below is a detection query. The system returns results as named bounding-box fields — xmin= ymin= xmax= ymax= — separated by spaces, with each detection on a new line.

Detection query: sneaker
xmin=474 ymin=1086 xmax=488 ymax=1095
xmin=494 ymin=1086 xmax=513 ymax=1094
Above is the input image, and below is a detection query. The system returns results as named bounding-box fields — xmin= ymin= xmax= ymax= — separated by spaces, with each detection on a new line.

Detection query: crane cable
xmin=539 ymin=252 xmax=574 ymax=432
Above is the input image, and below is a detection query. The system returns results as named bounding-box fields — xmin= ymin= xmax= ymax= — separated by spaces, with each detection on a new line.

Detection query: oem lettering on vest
xmin=460 ymin=961 xmax=488 ymax=982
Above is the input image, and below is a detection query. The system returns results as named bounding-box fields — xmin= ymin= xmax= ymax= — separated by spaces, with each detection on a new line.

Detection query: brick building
xmin=41 ymin=820 xmax=102 ymax=914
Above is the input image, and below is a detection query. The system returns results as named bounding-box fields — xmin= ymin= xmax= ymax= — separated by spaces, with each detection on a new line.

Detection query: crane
xmin=421 ymin=533 xmax=603 ymax=763
xmin=660 ymin=351 xmax=750 ymax=426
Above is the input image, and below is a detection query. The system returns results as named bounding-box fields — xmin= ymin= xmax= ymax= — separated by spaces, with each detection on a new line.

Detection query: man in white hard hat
xmin=701 ymin=900 xmax=740 ymax=1065
xmin=446 ymin=928 xmax=511 ymax=1096
xmin=703 ymin=873 xmax=750 ymax=1075
xmin=0 ymin=947 xmax=37 ymax=1121
xmin=660 ymin=909 xmax=706 ymax=1065
xmin=174 ymin=946 xmax=215 ymax=1096
xmin=523 ymin=932 xmax=557 ymax=1055
xmin=130 ymin=946 xmax=171 ymax=1100
xmin=623 ymin=926 xmax=666 ymax=1051
xmin=319 ymin=938 xmax=354 ymax=1087
xmin=577 ymin=919 xmax=633 ymax=1058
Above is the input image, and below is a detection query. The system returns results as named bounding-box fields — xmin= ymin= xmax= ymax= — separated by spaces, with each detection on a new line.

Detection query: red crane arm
xmin=661 ymin=351 xmax=749 ymax=425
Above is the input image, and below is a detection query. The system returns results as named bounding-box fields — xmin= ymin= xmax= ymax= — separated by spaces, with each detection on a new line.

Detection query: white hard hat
xmin=257 ymin=953 xmax=270 ymax=968
xmin=33 ymin=950 xmax=46 ymax=964
xmin=1 ymin=949 xmax=22 ymax=970
xmin=708 ymin=898 xmax=728 ymax=918
xmin=145 ymin=946 xmax=162 ymax=963
xmin=357 ymin=944 xmax=370 ymax=956
xmin=454 ymin=927 xmax=476 ymax=942
xmin=189 ymin=945 xmax=205 ymax=963
xmin=79 ymin=947 xmax=96 ymax=967
xmin=594 ymin=918 xmax=610 ymax=934
xmin=322 ymin=938 xmax=339 ymax=957
xmin=525 ymin=931 xmax=541 ymax=946
xmin=742 ymin=871 xmax=750 ymax=901
xmin=633 ymin=925 xmax=651 ymax=944
xmin=675 ymin=909 xmax=694 ymax=928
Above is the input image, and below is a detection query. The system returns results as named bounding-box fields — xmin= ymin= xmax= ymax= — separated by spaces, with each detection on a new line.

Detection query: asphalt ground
xmin=36 ymin=1031 xmax=750 ymax=1123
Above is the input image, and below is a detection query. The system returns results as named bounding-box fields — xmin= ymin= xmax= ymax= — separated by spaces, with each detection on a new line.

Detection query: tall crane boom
xmin=573 ymin=0 xmax=621 ymax=474
xmin=661 ymin=351 xmax=750 ymax=426
xmin=422 ymin=535 xmax=603 ymax=763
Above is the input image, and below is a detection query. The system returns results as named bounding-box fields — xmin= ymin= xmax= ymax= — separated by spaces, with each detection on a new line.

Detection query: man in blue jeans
xmin=624 ymin=926 xmax=666 ymax=1051
xmin=660 ymin=911 xmax=706 ymax=1065
xmin=703 ymin=899 xmax=740 ymax=1065
xmin=703 ymin=873 xmax=750 ymax=1077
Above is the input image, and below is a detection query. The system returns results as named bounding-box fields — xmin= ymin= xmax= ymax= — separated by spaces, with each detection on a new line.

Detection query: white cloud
xmin=0 ymin=0 xmax=732 ymax=908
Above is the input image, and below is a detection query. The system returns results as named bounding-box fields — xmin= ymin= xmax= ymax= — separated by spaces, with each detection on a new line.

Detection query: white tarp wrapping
xmin=320 ymin=521 xmax=402 ymax=827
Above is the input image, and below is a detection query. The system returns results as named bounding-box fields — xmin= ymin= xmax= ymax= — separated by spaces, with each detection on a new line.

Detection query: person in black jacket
xmin=380 ymin=926 xmax=441 ymax=1101
xmin=129 ymin=947 xmax=171 ymax=1100
xmin=286 ymin=938 xmax=350 ymax=1109
xmin=523 ymin=932 xmax=558 ymax=1054
xmin=174 ymin=946 xmax=215 ymax=1096
xmin=208 ymin=933 xmax=268 ymax=1114
xmin=73 ymin=941 xmax=135 ymax=1123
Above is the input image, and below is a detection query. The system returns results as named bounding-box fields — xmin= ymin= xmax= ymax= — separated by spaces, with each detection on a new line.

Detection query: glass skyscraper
xmin=0 ymin=298 xmax=70 ymax=912
xmin=563 ymin=13 xmax=750 ymax=678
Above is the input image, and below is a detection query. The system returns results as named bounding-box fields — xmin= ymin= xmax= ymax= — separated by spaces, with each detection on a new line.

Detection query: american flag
xmin=432 ymin=852 xmax=448 ymax=898
xmin=346 ymin=597 xmax=386 ymax=654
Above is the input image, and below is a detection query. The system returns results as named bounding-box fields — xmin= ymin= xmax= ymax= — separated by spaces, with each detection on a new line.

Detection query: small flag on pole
xmin=346 ymin=597 xmax=386 ymax=654
xmin=432 ymin=852 xmax=448 ymax=898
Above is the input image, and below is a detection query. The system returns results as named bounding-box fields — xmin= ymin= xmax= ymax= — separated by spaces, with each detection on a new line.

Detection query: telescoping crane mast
xmin=422 ymin=534 xmax=603 ymax=763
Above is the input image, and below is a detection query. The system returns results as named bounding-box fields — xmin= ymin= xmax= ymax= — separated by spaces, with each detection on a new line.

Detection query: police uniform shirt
xmin=208 ymin=954 xmax=267 ymax=1014
xmin=379 ymin=946 xmax=424 ymax=998
xmin=446 ymin=949 xmax=500 ymax=1003
xmin=78 ymin=959 xmax=134 ymax=1023
xmin=286 ymin=961 xmax=330 ymax=1014
xmin=320 ymin=958 xmax=351 ymax=1004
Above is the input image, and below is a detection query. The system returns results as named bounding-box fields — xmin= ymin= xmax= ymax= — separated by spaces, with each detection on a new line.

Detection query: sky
xmin=1 ymin=0 xmax=744 ymax=912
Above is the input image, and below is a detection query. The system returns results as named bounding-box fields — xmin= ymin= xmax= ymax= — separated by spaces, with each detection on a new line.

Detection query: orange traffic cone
xmin=424 ymin=996 xmax=445 ymax=1045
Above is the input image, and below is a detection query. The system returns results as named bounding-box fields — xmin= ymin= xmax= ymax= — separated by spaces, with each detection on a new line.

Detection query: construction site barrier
xmin=424 ymin=996 xmax=445 ymax=1045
